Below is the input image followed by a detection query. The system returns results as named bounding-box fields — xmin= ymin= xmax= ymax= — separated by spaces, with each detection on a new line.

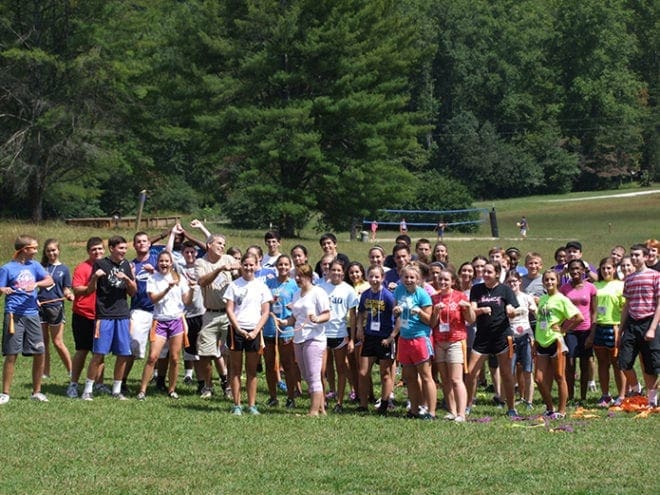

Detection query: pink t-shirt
xmin=559 ymin=281 xmax=596 ymax=332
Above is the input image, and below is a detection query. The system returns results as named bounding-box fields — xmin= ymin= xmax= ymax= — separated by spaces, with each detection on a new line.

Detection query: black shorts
xmin=327 ymin=337 xmax=348 ymax=350
xmin=473 ymin=329 xmax=509 ymax=356
xmin=361 ymin=334 xmax=395 ymax=361
xmin=229 ymin=328 xmax=260 ymax=353
xmin=537 ymin=341 xmax=559 ymax=357
xmin=72 ymin=313 xmax=94 ymax=351
xmin=39 ymin=304 xmax=64 ymax=325
xmin=184 ymin=315 xmax=203 ymax=355
xmin=565 ymin=332 xmax=593 ymax=359
xmin=618 ymin=317 xmax=660 ymax=375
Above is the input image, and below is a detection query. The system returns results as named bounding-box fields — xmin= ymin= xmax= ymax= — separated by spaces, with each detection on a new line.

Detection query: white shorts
xmin=130 ymin=309 xmax=153 ymax=359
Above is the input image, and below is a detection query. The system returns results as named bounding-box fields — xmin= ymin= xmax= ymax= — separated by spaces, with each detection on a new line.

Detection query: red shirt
xmin=431 ymin=290 xmax=468 ymax=343
xmin=72 ymin=260 xmax=96 ymax=319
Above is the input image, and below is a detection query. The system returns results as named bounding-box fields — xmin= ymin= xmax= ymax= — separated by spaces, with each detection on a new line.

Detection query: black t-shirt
xmin=93 ymin=257 xmax=134 ymax=319
xmin=314 ymin=252 xmax=351 ymax=278
xmin=470 ymin=282 xmax=519 ymax=335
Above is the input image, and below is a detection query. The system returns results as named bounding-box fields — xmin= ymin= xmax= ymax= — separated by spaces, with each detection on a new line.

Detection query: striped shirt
xmin=623 ymin=268 xmax=659 ymax=320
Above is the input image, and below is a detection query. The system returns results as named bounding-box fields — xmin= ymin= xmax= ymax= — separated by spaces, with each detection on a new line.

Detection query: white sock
xmin=112 ymin=380 xmax=122 ymax=395
xmin=185 ymin=369 xmax=193 ymax=378
xmin=83 ymin=379 xmax=94 ymax=395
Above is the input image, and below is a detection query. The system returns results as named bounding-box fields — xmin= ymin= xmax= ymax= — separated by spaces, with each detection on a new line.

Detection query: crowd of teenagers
xmin=1 ymin=224 xmax=658 ymax=421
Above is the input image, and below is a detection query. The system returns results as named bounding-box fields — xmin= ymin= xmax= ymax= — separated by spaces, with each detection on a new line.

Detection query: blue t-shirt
xmin=255 ymin=267 xmax=277 ymax=286
xmin=130 ymin=253 xmax=159 ymax=312
xmin=393 ymin=285 xmax=432 ymax=339
xmin=264 ymin=277 xmax=298 ymax=339
xmin=358 ymin=287 xmax=395 ymax=338
xmin=0 ymin=260 xmax=48 ymax=315
xmin=38 ymin=264 xmax=72 ymax=302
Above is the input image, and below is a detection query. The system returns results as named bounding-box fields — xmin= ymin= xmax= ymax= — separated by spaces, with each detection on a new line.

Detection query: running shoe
xmin=231 ymin=405 xmax=243 ymax=416
xmin=612 ymin=397 xmax=624 ymax=407
xmin=506 ymin=408 xmax=519 ymax=418
xmin=492 ymin=396 xmax=506 ymax=408
xmin=587 ymin=380 xmax=597 ymax=392
xmin=420 ymin=413 xmax=436 ymax=420
xmin=454 ymin=415 xmax=466 ymax=423
xmin=266 ymin=397 xmax=279 ymax=407
xmin=597 ymin=395 xmax=613 ymax=408
xmin=94 ymin=383 xmax=113 ymax=395
xmin=285 ymin=398 xmax=296 ymax=409
xmin=66 ymin=383 xmax=79 ymax=399
xmin=168 ymin=391 xmax=179 ymax=400
xmin=31 ymin=392 xmax=49 ymax=402
xmin=200 ymin=387 xmax=213 ymax=399
xmin=443 ymin=413 xmax=456 ymax=421
xmin=81 ymin=392 xmax=93 ymax=401
xmin=183 ymin=376 xmax=194 ymax=386
xmin=136 ymin=392 xmax=146 ymax=401
xmin=112 ymin=392 xmax=128 ymax=401
xmin=0 ymin=393 xmax=9 ymax=405
xmin=332 ymin=403 xmax=344 ymax=414
xmin=248 ymin=405 xmax=260 ymax=415
xmin=548 ymin=412 xmax=566 ymax=420
xmin=325 ymin=391 xmax=336 ymax=400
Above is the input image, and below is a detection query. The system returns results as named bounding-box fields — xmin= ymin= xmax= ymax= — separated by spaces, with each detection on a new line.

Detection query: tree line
xmin=0 ymin=0 xmax=655 ymax=236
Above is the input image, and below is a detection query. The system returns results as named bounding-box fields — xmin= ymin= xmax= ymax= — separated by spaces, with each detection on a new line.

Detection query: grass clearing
xmin=0 ymin=186 xmax=658 ymax=494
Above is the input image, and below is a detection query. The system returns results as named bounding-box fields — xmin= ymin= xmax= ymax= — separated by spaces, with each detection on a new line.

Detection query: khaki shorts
xmin=197 ymin=311 xmax=229 ymax=356
xmin=434 ymin=340 xmax=465 ymax=364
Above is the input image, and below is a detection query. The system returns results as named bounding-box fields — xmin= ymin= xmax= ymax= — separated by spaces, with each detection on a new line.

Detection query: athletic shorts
xmin=264 ymin=335 xmax=294 ymax=345
xmin=39 ymin=304 xmax=65 ymax=326
xmin=72 ymin=313 xmax=94 ymax=351
xmin=228 ymin=327 xmax=260 ymax=353
xmin=327 ymin=337 xmax=348 ymax=350
xmin=154 ymin=318 xmax=184 ymax=340
xmin=536 ymin=337 xmax=567 ymax=358
xmin=2 ymin=313 xmax=45 ymax=356
xmin=197 ymin=310 xmax=229 ymax=356
xmin=93 ymin=319 xmax=132 ymax=356
xmin=618 ymin=317 xmax=660 ymax=375
xmin=512 ymin=335 xmax=533 ymax=373
xmin=565 ymin=331 xmax=593 ymax=359
xmin=398 ymin=336 xmax=433 ymax=366
xmin=361 ymin=334 xmax=395 ymax=361
xmin=594 ymin=324 xmax=615 ymax=349
xmin=130 ymin=309 xmax=154 ymax=359
xmin=473 ymin=328 xmax=510 ymax=356
xmin=434 ymin=340 xmax=465 ymax=365
xmin=184 ymin=314 xmax=203 ymax=356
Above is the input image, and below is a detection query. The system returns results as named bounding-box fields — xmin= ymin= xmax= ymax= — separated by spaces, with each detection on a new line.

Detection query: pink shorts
xmin=154 ymin=318 xmax=184 ymax=340
xmin=397 ymin=336 xmax=433 ymax=366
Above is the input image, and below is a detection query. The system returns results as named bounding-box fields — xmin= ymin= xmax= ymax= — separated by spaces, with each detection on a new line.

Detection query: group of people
xmin=1 ymin=226 xmax=658 ymax=423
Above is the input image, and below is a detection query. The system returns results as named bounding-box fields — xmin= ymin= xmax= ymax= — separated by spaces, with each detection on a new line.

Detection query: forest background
xmin=0 ymin=0 xmax=657 ymax=237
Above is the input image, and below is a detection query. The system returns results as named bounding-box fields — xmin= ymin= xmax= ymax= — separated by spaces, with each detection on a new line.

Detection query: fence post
xmin=489 ymin=207 xmax=499 ymax=238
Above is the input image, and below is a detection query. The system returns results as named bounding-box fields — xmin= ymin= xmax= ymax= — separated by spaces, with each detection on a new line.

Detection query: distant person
xmin=517 ymin=216 xmax=528 ymax=239
xmin=434 ymin=220 xmax=447 ymax=241
xmin=370 ymin=221 xmax=378 ymax=242
xmin=399 ymin=218 xmax=408 ymax=235
xmin=0 ymin=235 xmax=54 ymax=404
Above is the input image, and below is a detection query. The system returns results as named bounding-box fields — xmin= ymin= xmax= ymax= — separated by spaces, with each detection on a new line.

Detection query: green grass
xmin=0 ymin=185 xmax=659 ymax=494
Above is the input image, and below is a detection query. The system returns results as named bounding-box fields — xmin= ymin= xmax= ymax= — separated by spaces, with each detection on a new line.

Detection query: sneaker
xmin=31 ymin=392 xmax=49 ymax=402
xmin=248 ymin=405 xmax=260 ymax=415
xmin=523 ymin=400 xmax=534 ymax=410
xmin=81 ymin=392 xmax=93 ymax=401
xmin=0 ymin=393 xmax=9 ymax=405
xmin=349 ymin=391 xmax=358 ymax=403
xmin=136 ymin=392 xmax=146 ymax=401
xmin=66 ymin=383 xmax=79 ymax=399
xmin=492 ymin=396 xmax=506 ymax=408
xmin=377 ymin=401 xmax=388 ymax=416
xmin=168 ymin=391 xmax=179 ymax=400
xmin=325 ymin=391 xmax=336 ymax=400
xmin=278 ymin=380 xmax=288 ymax=393
xmin=549 ymin=412 xmax=566 ymax=420
xmin=612 ymin=397 xmax=624 ymax=407
xmin=120 ymin=382 xmax=129 ymax=395
xmin=285 ymin=398 xmax=295 ymax=409
xmin=543 ymin=409 xmax=555 ymax=417
xmin=266 ymin=397 xmax=279 ymax=407
xmin=112 ymin=392 xmax=128 ymax=400
xmin=506 ymin=408 xmax=519 ymax=418
xmin=588 ymin=380 xmax=597 ymax=392
xmin=93 ymin=383 xmax=112 ymax=396
xmin=231 ymin=405 xmax=243 ymax=416
xmin=443 ymin=413 xmax=456 ymax=421
xmin=183 ymin=376 xmax=194 ymax=386
xmin=597 ymin=395 xmax=613 ymax=408
xmin=454 ymin=415 xmax=466 ymax=423
xmin=332 ymin=403 xmax=344 ymax=414
xmin=200 ymin=387 xmax=213 ymax=399
xmin=420 ymin=413 xmax=436 ymax=420
xmin=465 ymin=406 xmax=471 ymax=416
xmin=387 ymin=398 xmax=396 ymax=411
xmin=223 ymin=386 xmax=232 ymax=399
xmin=155 ymin=378 xmax=167 ymax=393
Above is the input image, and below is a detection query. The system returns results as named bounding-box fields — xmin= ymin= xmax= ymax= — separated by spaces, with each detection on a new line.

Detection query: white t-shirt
xmin=291 ymin=286 xmax=330 ymax=344
xmin=147 ymin=272 xmax=189 ymax=321
xmin=224 ymin=277 xmax=272 ymax=330
xmin=318 ymin=280 xmax=359 ymax=339
xmin=509 ymin=291 xmax=537 ymax=337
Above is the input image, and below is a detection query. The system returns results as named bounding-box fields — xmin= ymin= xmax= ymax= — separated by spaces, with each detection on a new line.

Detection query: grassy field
xmin=0 ymin=186 xmax=658 ymax=494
